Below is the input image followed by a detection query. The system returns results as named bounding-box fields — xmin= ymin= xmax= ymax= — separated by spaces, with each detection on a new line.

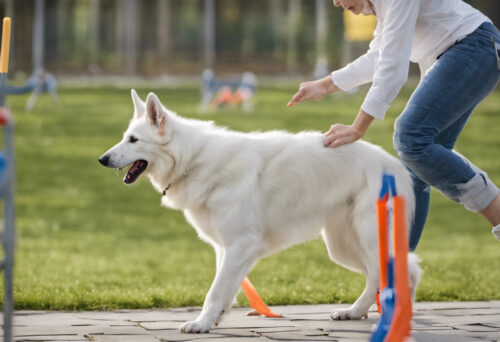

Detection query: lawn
xmin=3 ymin=82 xmax=500 ymax=310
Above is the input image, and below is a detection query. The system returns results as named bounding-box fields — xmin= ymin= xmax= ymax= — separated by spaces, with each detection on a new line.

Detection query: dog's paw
xmin=178 ymin=320 xmax=211 ymax=334
xmin=330 ymin=308 xmax=367 ymax=320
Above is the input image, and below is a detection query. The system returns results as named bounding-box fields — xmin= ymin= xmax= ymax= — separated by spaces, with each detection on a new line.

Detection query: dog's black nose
xmin=98 ymin=155 xmax=109 ymax=166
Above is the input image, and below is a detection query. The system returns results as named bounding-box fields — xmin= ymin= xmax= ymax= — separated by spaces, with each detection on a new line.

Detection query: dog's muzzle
xmin=99 ymin=154 xmax=148 ymax=184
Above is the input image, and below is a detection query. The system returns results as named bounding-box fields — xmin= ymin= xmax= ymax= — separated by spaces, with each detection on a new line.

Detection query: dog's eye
xmin=128 ymin=136 xmax=138 ymax=143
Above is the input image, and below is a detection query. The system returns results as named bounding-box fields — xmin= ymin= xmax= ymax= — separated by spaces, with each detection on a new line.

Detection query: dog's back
xmin=201 ymin=130 xmax=415 ymax=255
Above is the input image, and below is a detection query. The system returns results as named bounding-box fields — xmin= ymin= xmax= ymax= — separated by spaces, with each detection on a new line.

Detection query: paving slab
xmin=89 ymin=335 xmax=161 ymax=342
xmin=3 ymin=301 xmax=499 ymax=342
xmin=12 ymin=336 xmax=86 ymax=342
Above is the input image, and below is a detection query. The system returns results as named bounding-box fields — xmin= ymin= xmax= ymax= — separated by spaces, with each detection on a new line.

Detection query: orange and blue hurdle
xmin=371 ymin=173 xmax=412 ymax=342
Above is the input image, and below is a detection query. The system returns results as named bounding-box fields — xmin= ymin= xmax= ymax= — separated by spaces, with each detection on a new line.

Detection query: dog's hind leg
xmin=322 ymin=210 xmax=380 ymax=320
xmin=330 ymin=268 xmax=379 ymax=320
xmin=179 ymin=238 xmax=260 ymax=334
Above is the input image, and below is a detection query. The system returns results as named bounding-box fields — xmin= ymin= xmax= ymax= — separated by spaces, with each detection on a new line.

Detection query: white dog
xmin=99 ymin=90 xmax=421 ymax=334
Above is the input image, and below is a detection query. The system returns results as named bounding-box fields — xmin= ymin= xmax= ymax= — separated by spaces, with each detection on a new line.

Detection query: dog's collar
xmin=162 ymin=184 xmax=171 ymax=196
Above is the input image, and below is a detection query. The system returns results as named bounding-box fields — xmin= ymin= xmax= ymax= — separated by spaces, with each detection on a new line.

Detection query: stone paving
xmin=5 ymin=301 xmax=500 ymax=342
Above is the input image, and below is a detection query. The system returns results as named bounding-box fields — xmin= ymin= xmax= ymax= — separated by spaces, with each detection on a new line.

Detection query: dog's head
xmin=98 ymin=90 xmax=174 ymax=185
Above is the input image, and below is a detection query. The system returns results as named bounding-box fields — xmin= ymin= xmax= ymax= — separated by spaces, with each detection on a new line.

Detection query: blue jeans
xmin=393 ymin=22 xmax=500 ymax=251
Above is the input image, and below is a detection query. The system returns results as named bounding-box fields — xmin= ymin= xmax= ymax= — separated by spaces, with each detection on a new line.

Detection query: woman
xmin=288 ymin=0 xmax=500 ymax=250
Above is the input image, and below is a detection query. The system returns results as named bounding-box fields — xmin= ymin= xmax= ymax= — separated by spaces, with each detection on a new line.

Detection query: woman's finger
xmin=287 ymin=91 xmax=303 ymax=107
xmin=326 ymin=124 xmax=345 ymax=139
xmin=330 ymin=139 xmax=342 ymax=147
xmin=324 ymin=132 xmax=338 ymax=146
xmin=287 ymin=99 xmax=298 ymax=107
xmin=326 ymin=137 xmax=345 ymax=148
xmin=325 ymin=139 xmax=338 ymax=148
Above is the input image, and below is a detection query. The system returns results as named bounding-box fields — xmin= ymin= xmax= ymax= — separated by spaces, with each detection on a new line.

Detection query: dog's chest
xmin=183 ymin=207 xmax=221 ymax=246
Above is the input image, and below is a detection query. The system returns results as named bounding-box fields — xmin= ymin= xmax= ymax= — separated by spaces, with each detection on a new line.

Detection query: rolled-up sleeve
xmin=361 ymin=0 xmax=420 ymax=119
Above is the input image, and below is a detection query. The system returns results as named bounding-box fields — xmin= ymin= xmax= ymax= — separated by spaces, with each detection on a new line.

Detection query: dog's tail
xmin=361 ymin=144 xmax=416 ymax=234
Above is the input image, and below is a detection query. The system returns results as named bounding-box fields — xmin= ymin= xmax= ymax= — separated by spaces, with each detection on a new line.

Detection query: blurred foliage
xmin=3 ymin=0 xmax=343 ymax=76
xmin=3 ymin=0 xmax=498 ymax=77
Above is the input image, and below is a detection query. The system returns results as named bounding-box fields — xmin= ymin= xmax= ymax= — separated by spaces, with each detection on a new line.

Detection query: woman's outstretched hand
xmin=287 ymin=76 xmax=338 ymax=107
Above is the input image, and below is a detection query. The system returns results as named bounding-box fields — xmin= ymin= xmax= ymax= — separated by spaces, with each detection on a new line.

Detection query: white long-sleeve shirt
xmin=331 ymin=0 xmax=491 ymax=120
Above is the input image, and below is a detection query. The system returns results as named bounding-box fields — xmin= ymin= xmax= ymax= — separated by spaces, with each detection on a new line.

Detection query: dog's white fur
xmin=100 ymin=90 xmax=421 ymax=333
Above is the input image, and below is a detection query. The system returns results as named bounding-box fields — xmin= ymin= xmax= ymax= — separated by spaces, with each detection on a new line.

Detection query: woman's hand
xmin=323 ymin=109 xmax=375 ymax=148
xmin=323 ymin=124 xmax=363 ymax=148
xmin=287 ymin=76 xmax=338 ymax=107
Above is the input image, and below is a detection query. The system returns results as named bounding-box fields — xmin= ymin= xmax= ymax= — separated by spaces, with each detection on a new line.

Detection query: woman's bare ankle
xmin=479 ymin=194 xmax=500 ymax=226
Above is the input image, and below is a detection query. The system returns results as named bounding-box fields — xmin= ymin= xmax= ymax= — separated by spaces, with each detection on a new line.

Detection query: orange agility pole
xmin=241 ymin=277 xmax=283 ymax=318
xmin=0 ymin=17 xmax=11 ymax=108
xmin=385 ymin=195 xmax=412 ymax=342
xmin=0 ymin=17 xmax=11 ymax=74
xmin=376 ymin=196 xmax=389 ymax=314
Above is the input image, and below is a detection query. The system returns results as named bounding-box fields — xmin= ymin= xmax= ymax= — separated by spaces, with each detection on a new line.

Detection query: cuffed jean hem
xmin=456 ymin=172 xmax=500 ymax=212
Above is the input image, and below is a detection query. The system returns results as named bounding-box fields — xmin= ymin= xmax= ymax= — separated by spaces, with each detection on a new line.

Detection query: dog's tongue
xmin=124 ymin=160 xmax=147 ymax=184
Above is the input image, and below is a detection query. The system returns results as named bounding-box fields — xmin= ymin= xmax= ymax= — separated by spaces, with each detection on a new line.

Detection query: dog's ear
xmin=131 ymin=89 xmax=146 ymax=120
xmin=145 ymin=92 xmax=167 ymax=134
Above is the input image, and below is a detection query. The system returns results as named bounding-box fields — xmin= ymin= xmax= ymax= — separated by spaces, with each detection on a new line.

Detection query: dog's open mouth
xmin=124 ymin=160 xmax=148 ymax=184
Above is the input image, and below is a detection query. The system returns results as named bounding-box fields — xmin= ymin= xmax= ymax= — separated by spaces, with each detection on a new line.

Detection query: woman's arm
xmin=330 ymin=22 xmax=382 ymax=91
xmin=325 ymin=0 xmax=421 ymax=148
xmin=288 ymin=24 xmax=382 ymax=108
xmin=360 ymin=0 xmax=420 ymax=119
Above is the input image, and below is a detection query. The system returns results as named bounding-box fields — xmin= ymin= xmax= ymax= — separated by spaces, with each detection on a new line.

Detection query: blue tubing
xmin=5 ymin=73 xmax=57 ymax=94
xmin=0 ymin=154 xmax=5 ymax=174
xmin=379 ymin=173 xmax=398 ymax=199
xmin=370 ymin=258 xmax=396 ymax=342
xmin=0 ymin=154 xmax=6 ymax=193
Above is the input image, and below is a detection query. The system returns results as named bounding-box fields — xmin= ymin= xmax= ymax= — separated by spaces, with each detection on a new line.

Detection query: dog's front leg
xmin=179 ymin=241 xmax=258 ymax=333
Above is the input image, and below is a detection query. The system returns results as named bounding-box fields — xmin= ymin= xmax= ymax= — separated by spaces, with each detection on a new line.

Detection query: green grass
xmin=3 ymin=83 xmax=500 ymax=310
